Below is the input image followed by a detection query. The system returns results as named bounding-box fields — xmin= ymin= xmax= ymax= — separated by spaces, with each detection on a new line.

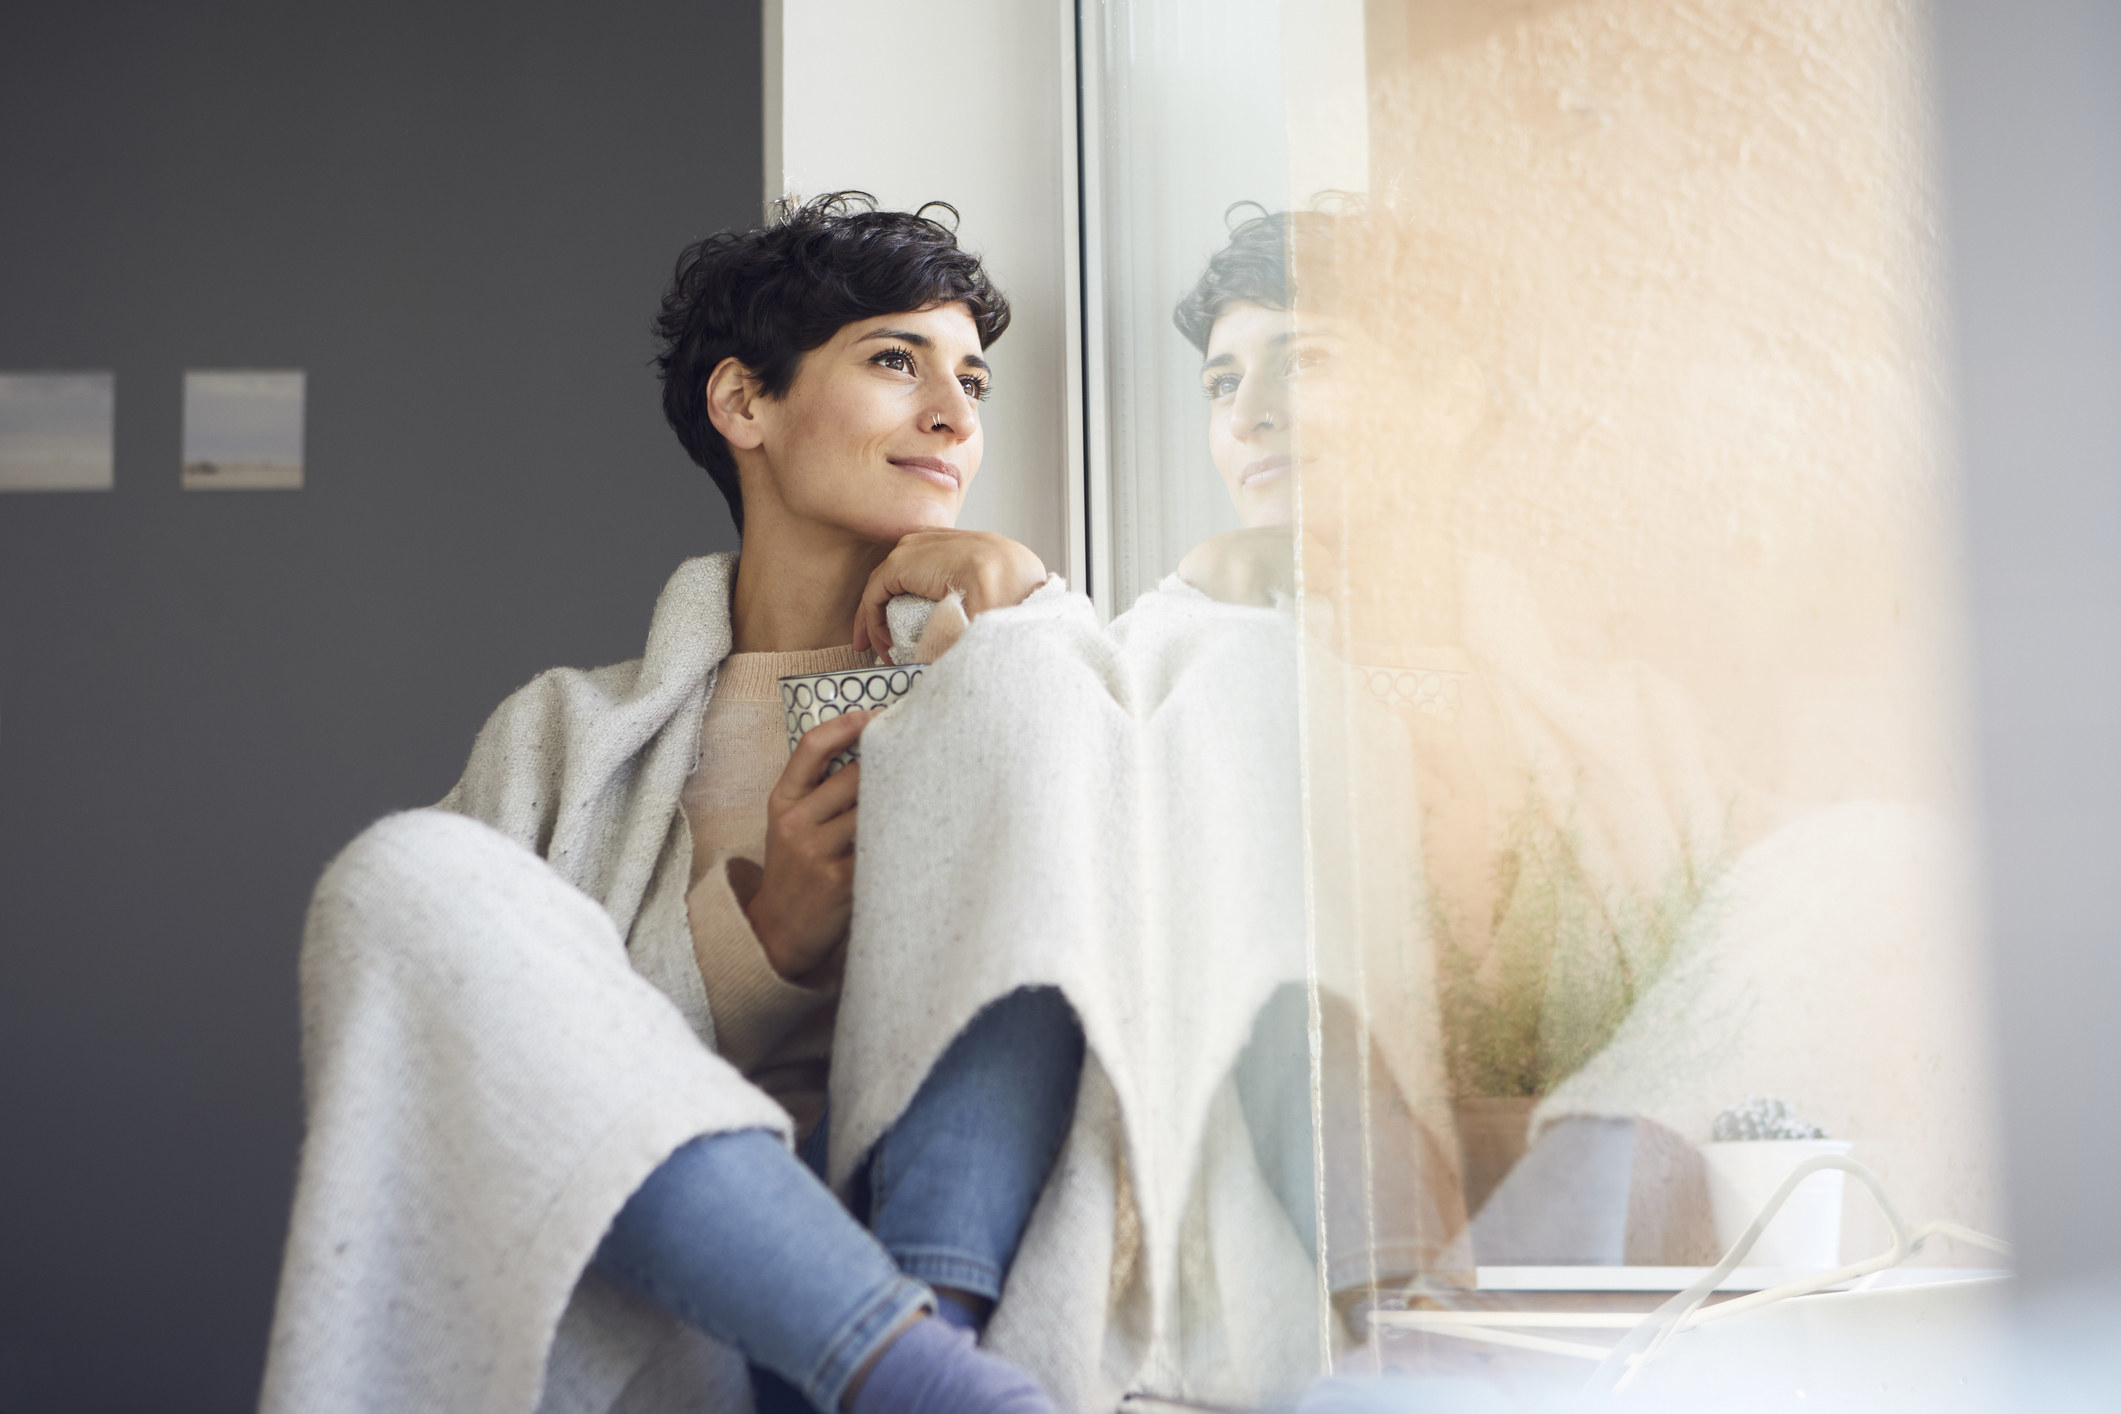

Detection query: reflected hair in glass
xmin=1174 ymin=206 xmax=1361 ymax=355
xmin=654 ymin=192 xmax=1012 ymax=532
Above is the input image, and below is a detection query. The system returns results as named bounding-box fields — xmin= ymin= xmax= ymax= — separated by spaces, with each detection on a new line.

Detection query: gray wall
xmin=1935 ymin=0 xmax=2121 ymax=1292
xmin=0 ymin=4 xmax=755 ymax=1408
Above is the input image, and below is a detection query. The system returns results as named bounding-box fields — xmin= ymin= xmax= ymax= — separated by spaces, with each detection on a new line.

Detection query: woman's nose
xmin=1231 ymin=375 xmax=1288 ymax=439
xmin=922 ymin=384 xmax=979 ymax=442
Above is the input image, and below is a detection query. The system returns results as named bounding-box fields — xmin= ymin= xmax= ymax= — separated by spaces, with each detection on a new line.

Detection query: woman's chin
xmin=1242 ymin=490 xmax=1296 ymax=529
xmin=856 ymin=502 xmax=959 ymax=544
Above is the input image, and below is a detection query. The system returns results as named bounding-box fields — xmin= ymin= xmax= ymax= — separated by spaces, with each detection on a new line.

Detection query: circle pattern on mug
xmin=778 ymin=663 xmax=928 ymax=773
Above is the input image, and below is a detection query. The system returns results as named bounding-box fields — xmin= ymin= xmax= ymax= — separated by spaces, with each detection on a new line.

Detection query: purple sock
xmin=850 ymin=1315 xmax=1054 ymax=1414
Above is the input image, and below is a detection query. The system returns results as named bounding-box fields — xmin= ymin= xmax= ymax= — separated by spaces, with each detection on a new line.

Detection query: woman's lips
xmin=1240 ymin=455 xmax=1293 ymax=490
xmin=891 ymin=456 xmax=962 ymax=490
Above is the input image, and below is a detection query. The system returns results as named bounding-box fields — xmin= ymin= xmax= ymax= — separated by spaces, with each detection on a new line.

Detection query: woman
xmin=262 ymin=195 xmax=1081 ymax=1414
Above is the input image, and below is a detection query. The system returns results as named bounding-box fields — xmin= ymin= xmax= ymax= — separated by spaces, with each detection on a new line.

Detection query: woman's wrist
xmin=738 ymin=870 xmax=835 ymax=983
xmin=730 ymin=859 xmax=795 ymax=977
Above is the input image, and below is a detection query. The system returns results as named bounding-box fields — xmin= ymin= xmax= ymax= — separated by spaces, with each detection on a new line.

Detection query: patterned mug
xmin=777 ymin=663 xmax=927 ymax=774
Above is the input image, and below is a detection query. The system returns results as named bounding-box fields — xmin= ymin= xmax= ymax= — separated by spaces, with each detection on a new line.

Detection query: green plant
xmin=1435 ymin=800 xmax=1719 ymax=1100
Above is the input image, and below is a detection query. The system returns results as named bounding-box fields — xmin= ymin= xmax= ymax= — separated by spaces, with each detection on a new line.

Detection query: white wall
xmin=765 ymin=0 xmax=1075 ymax=576
xmin=1938 ymin=0 xmax=2121 ymax=1292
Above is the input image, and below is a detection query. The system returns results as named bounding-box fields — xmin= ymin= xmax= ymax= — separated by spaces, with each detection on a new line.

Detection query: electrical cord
xmin=1583 ymin=1154 xmax=2010 ymax=1396
xmin=1130 ymin=1160 xmax=2012 ymax=1406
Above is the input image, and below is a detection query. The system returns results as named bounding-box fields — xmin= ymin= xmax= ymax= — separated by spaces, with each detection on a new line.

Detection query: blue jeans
xmin=593 ymin=987 xmax=1083 ymax=1412
xmin=1235 ymin=985 xmax=1459 ymax=1295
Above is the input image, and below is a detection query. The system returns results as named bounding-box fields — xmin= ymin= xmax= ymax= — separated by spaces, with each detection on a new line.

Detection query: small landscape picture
xmin=0 ymin=371 xmax=116 ymax=492
xmin=182 ymin=370 xmax=305 ymax=491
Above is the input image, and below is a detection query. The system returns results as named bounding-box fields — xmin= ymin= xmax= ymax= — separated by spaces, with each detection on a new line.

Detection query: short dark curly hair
xmin=1173 ymin=206 xmax=1342 ymax=354
xmin=654 ymin=192 xmax=1012 ymax=532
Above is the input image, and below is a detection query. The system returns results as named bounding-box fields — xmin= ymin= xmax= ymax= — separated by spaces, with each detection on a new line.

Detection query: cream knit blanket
xmin=263 ymin=554 xmax=1411 ymax=1414
xmin=841 ymin=578 xmax=1398 ymax=1412
xmin=262 ymin=553 xmax=796 ymax=1414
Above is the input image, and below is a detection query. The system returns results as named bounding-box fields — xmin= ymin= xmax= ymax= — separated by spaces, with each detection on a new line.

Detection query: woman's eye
xmin=873 ymin=348 xmax=915 ymax=374
xmin=1203 ymin=373 xmax=1242 ymax=400
xmin=959 ymin=375 xmax=992 ymax=402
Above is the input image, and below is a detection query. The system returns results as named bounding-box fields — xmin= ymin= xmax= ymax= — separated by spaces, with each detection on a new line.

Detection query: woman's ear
xmin=705 ymin=356 xmax=767 ymax=451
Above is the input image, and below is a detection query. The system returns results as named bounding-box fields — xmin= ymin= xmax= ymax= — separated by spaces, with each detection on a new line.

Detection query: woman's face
xmin=1200 ymin=301 xmax=1343 ymax=528
xmin=743 ymin=302 xmax=990 ymax=543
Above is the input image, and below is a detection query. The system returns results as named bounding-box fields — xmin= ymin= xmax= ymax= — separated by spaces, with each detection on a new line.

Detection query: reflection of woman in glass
xmin=1170 ymin=209 xmax=1436 ymax=610
xmin=1170 ymin=201 xmax=1999 ymax=1300
xmin=1169 ymin=206 xmax=1749 ymax=1285
xmin=1169 ymin=209 xmax=1473 ymax=1337
xmin=1182 ymin=210 xmax=1311 ymax=531
xmin=1172 ymin=210 xmax=1311 ymax=605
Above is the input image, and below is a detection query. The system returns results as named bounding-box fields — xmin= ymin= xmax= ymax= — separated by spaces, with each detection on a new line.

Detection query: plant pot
xmin=1452 ymin=1096 xmax=1538 ymax=1219
xmin=1698 ymin=1139 xmax=1853 ymax=1269
xmin=1469 ymin=1115 xmax=1638 ymax=1265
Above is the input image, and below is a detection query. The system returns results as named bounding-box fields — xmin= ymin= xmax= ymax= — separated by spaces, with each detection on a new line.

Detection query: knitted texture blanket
xmin=261 ymin=554 xmax=793 ymax=1414
xmin=262 ymin=554 xmax=1429 ymax=1414
xmin=840 ymin=577 xmax=1382 ymax=1411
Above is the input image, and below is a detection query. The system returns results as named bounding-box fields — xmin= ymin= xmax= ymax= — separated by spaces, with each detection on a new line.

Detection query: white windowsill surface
xmin=1471 ymin=1265 xmax=2009 ymax=1292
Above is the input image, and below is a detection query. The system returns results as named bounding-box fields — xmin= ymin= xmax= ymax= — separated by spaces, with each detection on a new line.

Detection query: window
xmin=1076 ymin=0 xmax=2004 ymax=1399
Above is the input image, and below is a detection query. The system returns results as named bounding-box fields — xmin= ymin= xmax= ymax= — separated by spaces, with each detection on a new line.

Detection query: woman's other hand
xmin=741 ymin=710 xmax=872 ymax=981
xmin=852 ymin=528 xmax=1046 ymax=662
xmin=1177 ymin=525 xmax=1295 ymax=607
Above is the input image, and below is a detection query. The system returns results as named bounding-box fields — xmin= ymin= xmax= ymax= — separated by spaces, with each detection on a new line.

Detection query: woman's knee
xmin=893 ymin=989 xmax=1086 ymax=1152
xmin=318 ymin=810 xmax=564 ymax=914
xmin=959 ymin=987 xmax=1084 ymax=1079
xmin=306 ymin=808 xmax=613 ymax=976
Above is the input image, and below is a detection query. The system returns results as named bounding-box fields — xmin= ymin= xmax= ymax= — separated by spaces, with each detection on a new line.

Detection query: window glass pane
xmin=1086 ymin=0 xmax=2003 ymax=1401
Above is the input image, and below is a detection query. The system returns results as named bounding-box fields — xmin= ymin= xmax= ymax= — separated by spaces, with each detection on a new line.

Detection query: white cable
xmin=1369 ymin=1157 xmax=2012 ymax=1390
xmin=1587 ymin=1154 xmax=1938 ymax=1394
xmin=1912 ymin=1219 xmax=2013 ymax=1258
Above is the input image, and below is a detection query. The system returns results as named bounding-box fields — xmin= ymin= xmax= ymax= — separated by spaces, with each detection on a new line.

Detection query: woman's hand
xmin=741 ymin=710 xmax=872 ymax=981
xmin=852 ymin=529 xmax=1046 ymax=662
